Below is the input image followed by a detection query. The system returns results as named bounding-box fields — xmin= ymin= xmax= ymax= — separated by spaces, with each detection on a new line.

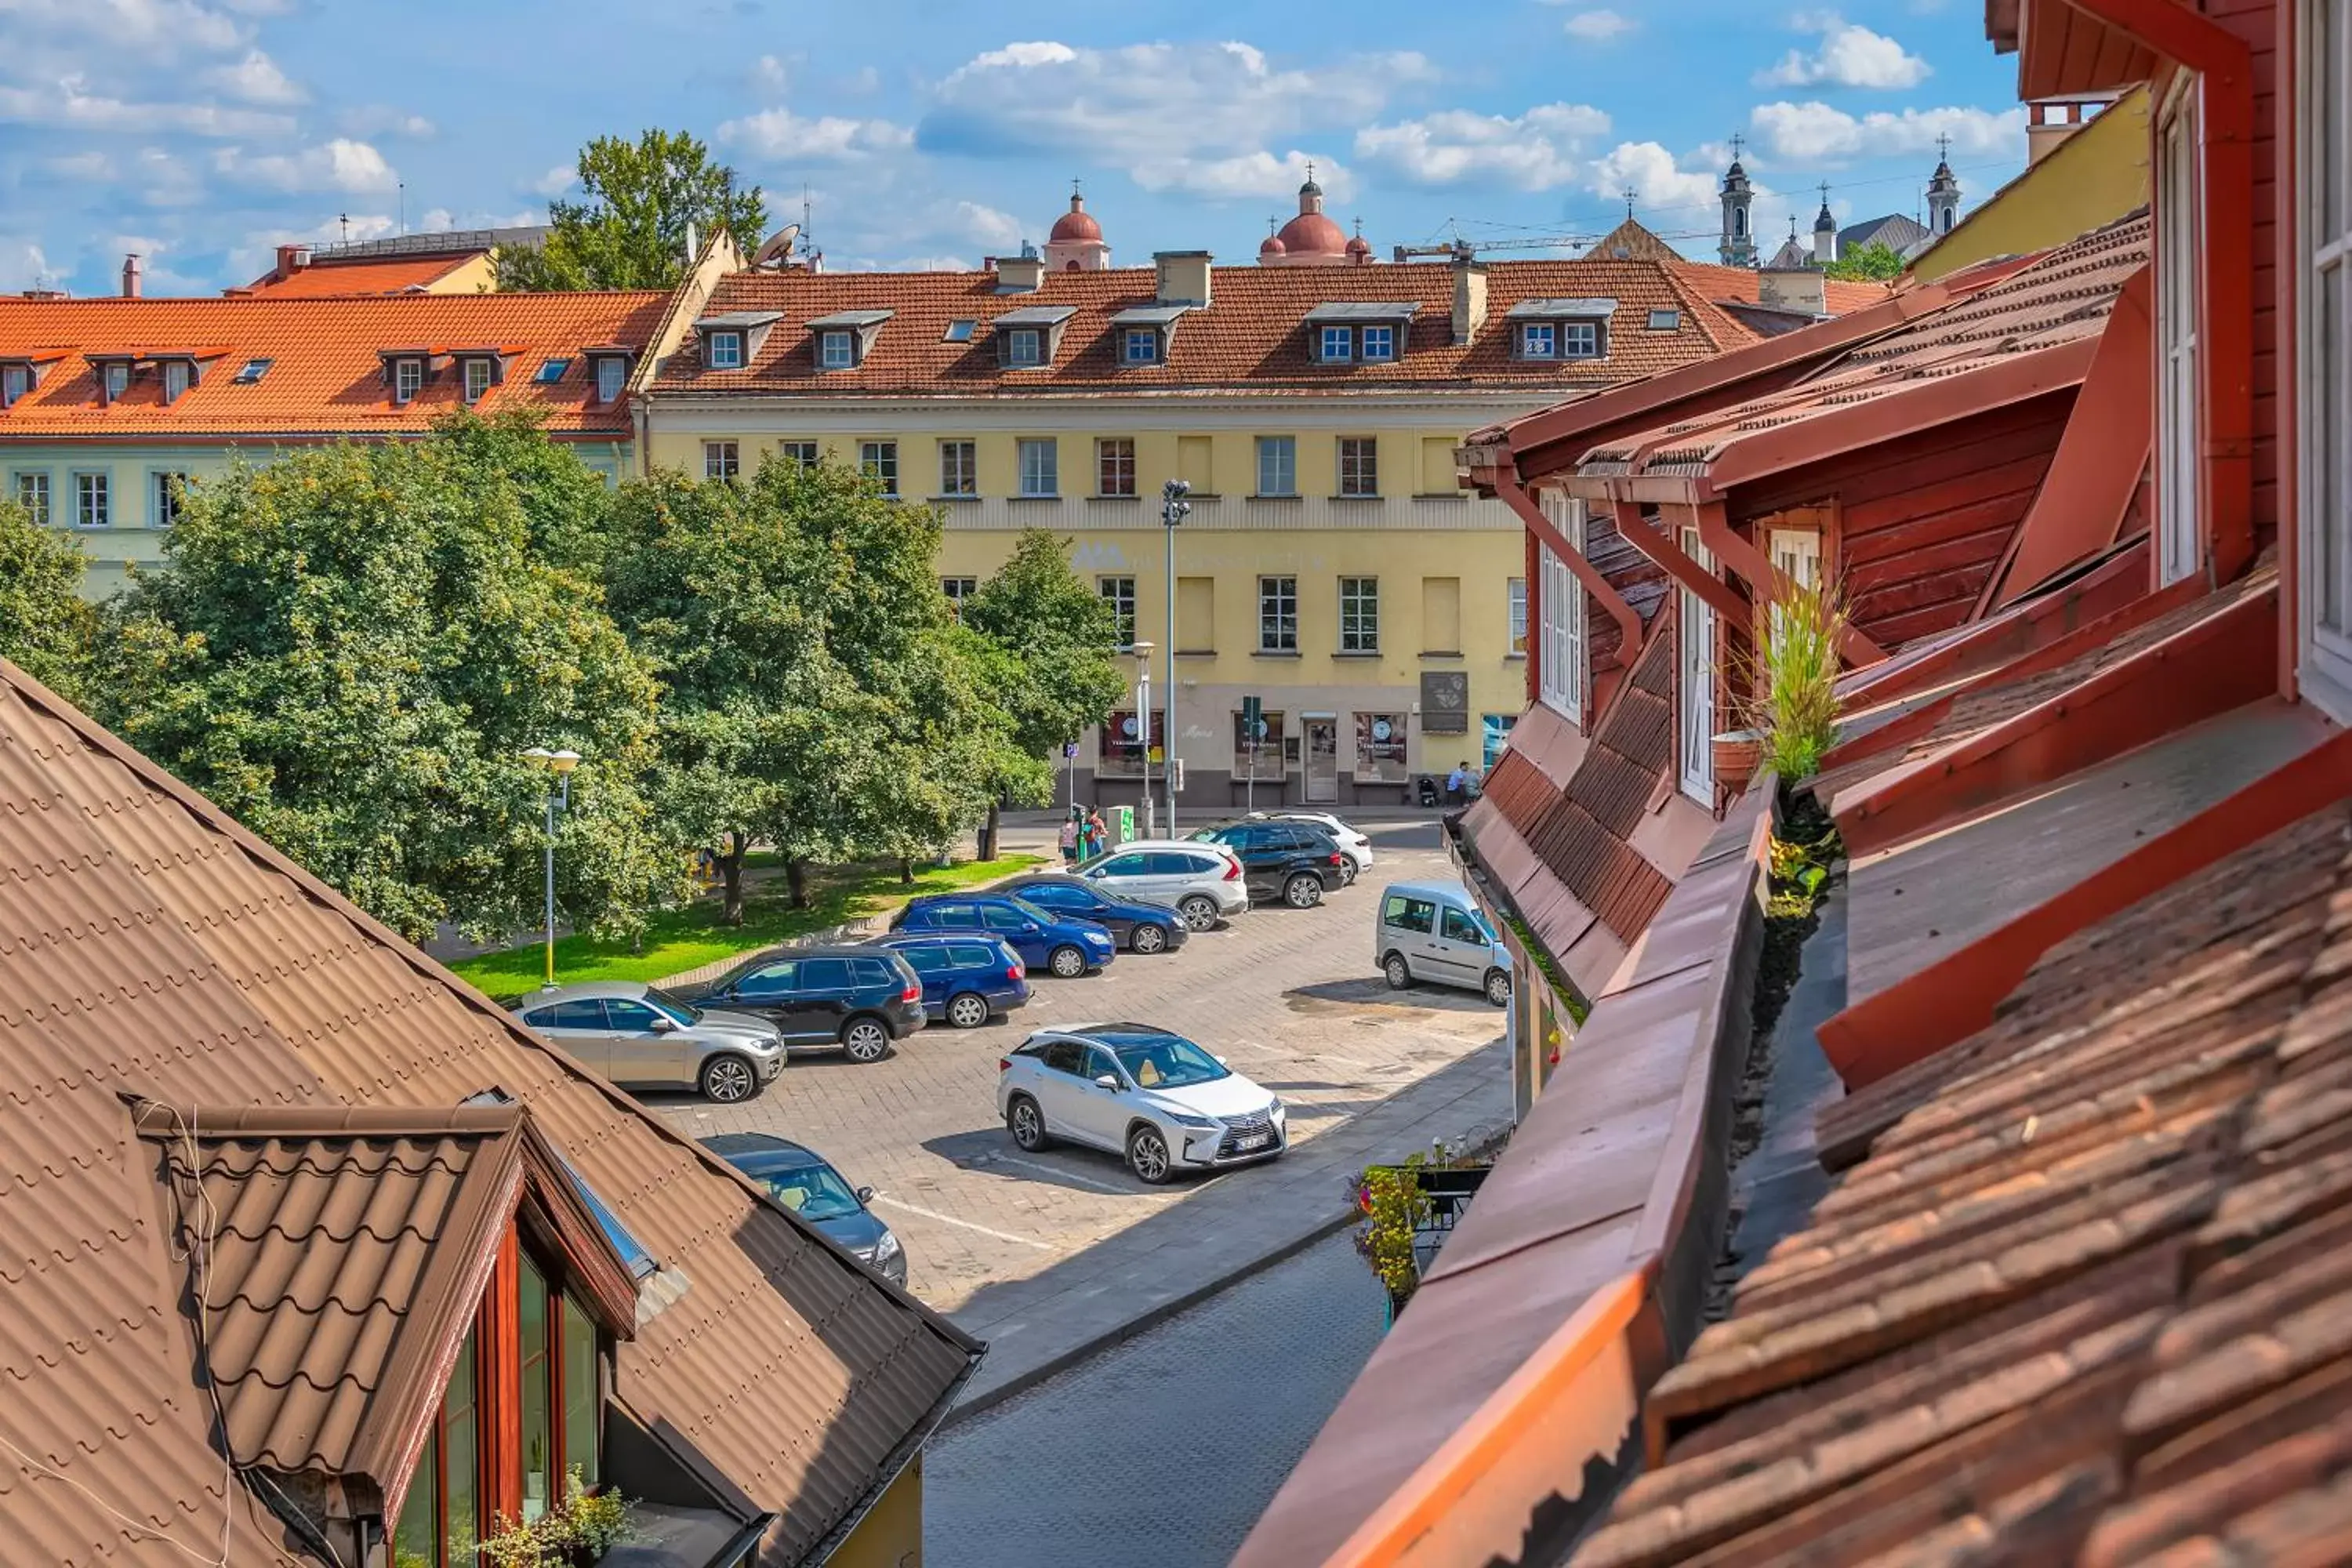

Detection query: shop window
xmin=1233 ymin=708 xmax=1286 ymax=782
xmin=1355 ymin=712 xmax=1407 ymax=782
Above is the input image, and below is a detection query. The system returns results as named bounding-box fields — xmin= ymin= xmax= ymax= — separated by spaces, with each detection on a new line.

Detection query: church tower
xmin=1812 ymin=183 xmax=1838 ymax=265
xmin=1926 ymin=135 xmax=1962 ymax=237
xmin=1719 ymin=136 xmax=1756 ymax=267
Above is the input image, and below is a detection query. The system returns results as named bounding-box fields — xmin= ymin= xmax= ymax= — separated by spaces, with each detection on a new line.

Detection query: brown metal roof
xmin=1569 ymin=792 xmax=2352 ymax=1567
xmin=0 ymin=660 xmax=980 ymax=1566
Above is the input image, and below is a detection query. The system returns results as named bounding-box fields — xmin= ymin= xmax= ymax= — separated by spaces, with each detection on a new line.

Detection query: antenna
xmin=338 ymin=212 xmax=350 ymax=243
xmin=397 ymin=181 xmax=405 ymax=236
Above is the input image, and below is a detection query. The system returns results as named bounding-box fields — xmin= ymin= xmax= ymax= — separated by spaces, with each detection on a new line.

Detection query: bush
xmin=1755 ymin=579 xmax=1848 ymax=781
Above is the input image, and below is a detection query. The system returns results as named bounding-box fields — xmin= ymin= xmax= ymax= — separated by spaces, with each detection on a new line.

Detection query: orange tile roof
xmin=0 ymin=291 xmax=666 ymax=439
xmin=652 ymin=256 xmax=1890 ymax=400
xmin=233 ymin=252 xmax=482 ymax=298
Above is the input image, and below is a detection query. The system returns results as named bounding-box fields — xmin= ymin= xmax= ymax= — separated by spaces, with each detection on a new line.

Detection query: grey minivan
xmin=512 ymin=981 xmax=786 ymax=1103
xmin=1374 ymin=882 xmax=1513 ymax=1007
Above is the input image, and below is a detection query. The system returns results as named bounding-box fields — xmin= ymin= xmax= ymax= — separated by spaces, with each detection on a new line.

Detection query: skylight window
xmin=232 ymin=358 xmax=272 ymax=384
xmin=536 ymin=358 xmax=572 ymax=384
xmin=943 ymin=319 xmax=977 ymax=343
xmin=1647 ymin=309 xmax=1682 ymax=332
xmin=461 ymin=1087 xmax=658 ymax=1280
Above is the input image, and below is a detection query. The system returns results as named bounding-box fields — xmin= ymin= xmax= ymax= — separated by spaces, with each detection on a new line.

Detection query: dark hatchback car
xmin=673 ymin=944 xmax=925 ymax=1063
xmin=873 ymin=933 xmax=1032 ymax=1029
xmin=1187 ymin=820 xmax=1349 ymax=909
xmin=699 ymin=1133 xmax=907 ymax=1287
xmin=889 ymin=894 xmax=1117 ymax=978
xmin=991 ymin=874 xmax=1190 ymax=955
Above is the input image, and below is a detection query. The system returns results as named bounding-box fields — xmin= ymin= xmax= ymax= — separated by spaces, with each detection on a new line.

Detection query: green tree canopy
xmin=92 ymin=428 xmax=678 ymax=945
xmin=1824 ymin=240 xmax=1906 ymax=282
xmin=960 ymin=528 xmax=1128 ymax=768
xmin=496 ymin=129 xmax=766 ymax=292
xmin=0 ymin=498 xmax=97 ymax=701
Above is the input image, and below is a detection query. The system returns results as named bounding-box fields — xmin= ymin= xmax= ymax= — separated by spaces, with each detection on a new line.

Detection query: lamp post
xmin=520 ymin=746 xmax=582 ymax=989
xmin=1160 ymin=478 xmax=1189 ymax=835
xmin=1133 ymin=641 xmax=1156 ymax=839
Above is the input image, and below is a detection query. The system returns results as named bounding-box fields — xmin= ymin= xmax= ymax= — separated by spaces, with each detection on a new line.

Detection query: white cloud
xmin=717 ymin=107 xmax=914 ymax=162
xmin=0 ymin=0 xmax=247 ymax=59
xmin=750 ymin=53 xmax=789 ymax=93
xmin=1756 ymin=13 xmax=1931 ymax=89
xmin=0 ymin=75 xmax=293 ymax=136
xmin=1355 ymin=103 xmax=1609 ymax=189
xmin=1751 ymin=100 xmax=2024 ymax=162
xmin=1131 ymin=147 xmax=1350 ymax=201
xmin=41 ymin=149 xmax=114 ymax=180
xmin=338 ymin=104 xmax=436 ymax=138
xmin=213 ymin=136 xmax=397 ymax=194
xmin=921 ymin=39 xmax=1430 ymax=197
xmin=531 ymin=163 xmax=575 ymax=198
xmin=1561 ymin=9 xmax=1635 ymax=41
xmin=131 ymin=145 xmax=205 ymax=205
xmin=1588 ymin=141 xmax=1720 ymax=215
xmin=833 ymin=252 xmax=978 ymax=274
xmin=0 ymin=238 xmax=56 ymax=292
xmin=202 ymin=47 xmax=303 ymax=104
xmin=949 ymin=200 xmax=1025 ymax=250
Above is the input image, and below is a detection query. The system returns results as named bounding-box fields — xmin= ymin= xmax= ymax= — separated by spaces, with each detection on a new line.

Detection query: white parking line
xmin=868 ymin=1194 xmax=1055 ymax=1250
xmin=989 ymin=1154 xmax=1151 ymax=1196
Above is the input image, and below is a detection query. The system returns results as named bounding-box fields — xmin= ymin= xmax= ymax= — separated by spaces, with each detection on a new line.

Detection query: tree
xmin=960 ymin=528 xmax=1127 ymax=853
xmin=91 ymin=431 xmax=680 ymax=946
xmin=497 ymin=129 xmax=766 ymax=292
xmin=0 ymin=498 xmax=97 ymax=700
xmin=1824 ymin=241 xmax=1906 ymax=282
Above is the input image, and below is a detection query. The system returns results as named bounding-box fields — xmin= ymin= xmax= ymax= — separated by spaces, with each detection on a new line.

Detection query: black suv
xmin=673 ymin=945 xmax=925 ymax=1063
xmin=1186 ymin=821 xmax=1348 ymax=909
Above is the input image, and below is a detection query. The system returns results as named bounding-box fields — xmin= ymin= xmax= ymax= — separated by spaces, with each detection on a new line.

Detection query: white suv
xmin=1076 ymin=840 xmax=1249 ymax=931
xmin=997 ymin=1023 xmax=1287 ymax=1183
xmin=1249 ymin=811 xmax=1374 ymax=884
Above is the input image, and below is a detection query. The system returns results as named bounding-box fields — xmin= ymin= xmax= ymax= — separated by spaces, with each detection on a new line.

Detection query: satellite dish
xmin=751 ymin=223 xmax=801 ymax=269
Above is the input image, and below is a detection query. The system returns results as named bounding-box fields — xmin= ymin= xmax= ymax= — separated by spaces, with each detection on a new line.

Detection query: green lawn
xmin=451 ymin=853 xmax=1043 ymax=1000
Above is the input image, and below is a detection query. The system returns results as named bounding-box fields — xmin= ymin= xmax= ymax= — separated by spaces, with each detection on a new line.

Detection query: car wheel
xmin=1047 ymin=944 xmax=1087 ymax=978
xmin=945 ymin=991 xmax=990 ymax=1029
xmin=840 ymin=1016 xmax=893 ymax=1062
xmin=1484 ymin=967 xmax=1513 ymax=1007
xmin=1383 ymin=951 xmax=1414 ymax=990
xmin=1007 ymin=1094 xmax=1051 ymax=1151
xmin=1178 ymin=895 xmax=1218 ymax=932
xmin=699 ymin=1054 xmax=757 ymax=1103
xmin=1131 ymin=923 xmax=1170 ymax=955
xmin=1283 ymin=873 xmax=1323 ymax=909
xmin=1338 ymin=858 xmax=1359 ymax=887
xmin=1127 ymin=1123 xmax=1174 ymax=1185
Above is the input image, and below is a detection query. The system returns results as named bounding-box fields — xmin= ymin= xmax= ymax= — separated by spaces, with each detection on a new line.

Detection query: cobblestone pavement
xmin=922 ymin=1229 xmax=1386 ymax=1568
xmin=652 ymin=824 xmax=1506 ymax=1313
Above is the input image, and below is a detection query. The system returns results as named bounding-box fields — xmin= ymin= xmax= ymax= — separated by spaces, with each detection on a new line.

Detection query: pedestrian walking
xmin=1446 ymin=760 xmax=1469 ymax=805
xmin=1058 ymin=809 xmax=1082 ymax=867
xmin=1085 ymin=806 xmax=1109 ymax=858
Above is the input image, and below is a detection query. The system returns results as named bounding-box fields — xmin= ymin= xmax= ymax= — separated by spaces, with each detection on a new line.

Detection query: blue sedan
xmin=887 ymin=893 xmax=1116 ymax=978
xmin=873 ymin=934 xmax=1032 ymax=1029
xmin=990 ymin=873 xmax=1190 ymax=955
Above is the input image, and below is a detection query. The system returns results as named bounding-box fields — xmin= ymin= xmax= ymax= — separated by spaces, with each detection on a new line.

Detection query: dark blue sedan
xmin=699 ymin=1133 xmax=906 ymax=1286
xmin=887 ymin=893 xmax=1116 ymax=978
xmin=873 ymin=933 xmax=1031 ymax=1029
xmin=990 ymin=873 xmax=1190 ymax=955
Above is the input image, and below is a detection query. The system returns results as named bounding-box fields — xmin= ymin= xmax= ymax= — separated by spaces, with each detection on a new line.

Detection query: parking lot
xmin=650 ymin=822 xmax=1505 ymax=1312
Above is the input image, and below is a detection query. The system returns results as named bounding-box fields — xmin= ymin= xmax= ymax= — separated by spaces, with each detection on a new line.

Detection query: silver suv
xmin=513 ymin=981 xmax=786 ymax=1103
xmin=1076 ymin=840 xmax=1250 ymax=931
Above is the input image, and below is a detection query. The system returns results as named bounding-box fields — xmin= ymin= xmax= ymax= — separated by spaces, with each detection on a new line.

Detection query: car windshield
xmin=642 ymin=988 xmax=702 ymax=1026
xmin=751 ymin=1162 xmax=865 ymax=1221
xmin=1105 ymin=1032 xmax=1229 ymax=1090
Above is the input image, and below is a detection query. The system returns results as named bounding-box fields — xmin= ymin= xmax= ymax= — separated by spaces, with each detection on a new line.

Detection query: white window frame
xmin=1767 ymin=525 xmax=1824 ymax=653
xmin=161 ymin=360 xmax=191 ymax=404
xmin=1017 ymin=437 xmax=1059 ymax=497
xmin=860 ymin=440 xmax=898 ymax=496
xmin=1255 ymin=435 xmax=1297 ymax=498
xmin=779 ymin=440 xmax=819 ymax=469
xmin=942 ymin=576 xmax=978 ymax=609
xmin=1537 ymin=492 xmax=1586 ymax=725
xmin=940 ymin=440 xmax=977 ymax=497
xmin=710 ymin=331 xmax=746 ymax=370
xmin=151 ymin=470 xmax=188 ymax=528
xmin=1097 ymin=437 xmax=1136 ymax=497
xmin=393 ymin=358 xmax=423 ymax=404
xmin=1258 ymin=575 xmax=1299 ymax=652
xmin=703 ymin=441 xmax=739 ymax=481
xmin=595 ymin=357 xmax=627 ymax=403
xmin=1520 ymin=322 xmax=1556 ymax=359
xmin=1319 ymin=325 xmax=1352 ymax=362
xmin=13 ymin=470 xmax=51 ymax=527
xmin=1099 ymin=575 xmax=1137 ymax=649
xmin=1007 ymin=328 xmax=1044 ymax=368
xmin=1 ymin=363 xmax=26 ymax=407
xmin=2299 ymin=0 xmax=2352 ymax=718
xmin=73 ymin=470 xmax=109 ymax=529
xmin=1361 ymin=324 xmax=1396 ymax=362
xmin=103 ymin=363 xmax=129 ymax=401
xmin=2157 ymin=78 xmax=2205 ymax=586
xmin=463 ymin=358 xmax=493 ymax=405
xmin=1338 ymin=576 xmax=1379 ymax=652
xmin=1563 ymin=321 xmax=1601 ymax=358
xmin=1508 ymin=576 xmax=1528 ymax=658
xmin=1677 ymin=522 xmax=1718 ymax=804
xmin=1123 ymin=328 xmax=1159 ymax=365
xmin=1337 ymin=437 xmax=1378 ymax=498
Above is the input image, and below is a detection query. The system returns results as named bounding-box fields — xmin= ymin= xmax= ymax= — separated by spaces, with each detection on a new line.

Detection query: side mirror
xmin=1093 ymin=1074 xmax=1120 ymax=1090
xmin=1022 ymin=923 xmax=1040 ymax=934
xmin=855 ymin=1185 xmax=876 ymax=1204
xmin=650 ymin=1016 xmax=678 ymax=1033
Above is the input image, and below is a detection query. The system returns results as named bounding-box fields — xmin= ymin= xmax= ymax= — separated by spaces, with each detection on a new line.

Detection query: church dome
xmin=1259 ymin=232 xmax=1287 ymax=258
xmin=1276 ymin=210 xmax=1347 ymax=256
xmin=1051 ymin=193 xmax=1102 ymax=243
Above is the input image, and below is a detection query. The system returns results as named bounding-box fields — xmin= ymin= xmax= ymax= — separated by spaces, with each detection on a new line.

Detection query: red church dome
xmin=1051 ymin=193 xmax=1102 ymax=243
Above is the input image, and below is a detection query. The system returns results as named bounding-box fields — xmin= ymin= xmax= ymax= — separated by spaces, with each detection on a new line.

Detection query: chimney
xmin=995 ymin=241 xmax=1046 ymax=293
xmin=2026 ymin=97 xmax=2107 ymax=165
xmin=1758 ymin=267 xmax=1828 ymax=318
xmin=274 ymin=243 xmax=311 ymax=280
xmin=1152 ymin=250 xmax=1212 ymax=307
xmin=122 ymin=253 xmax=143 ymax=299
xmin=1450 ymin=253 xmax=1488 ymax=346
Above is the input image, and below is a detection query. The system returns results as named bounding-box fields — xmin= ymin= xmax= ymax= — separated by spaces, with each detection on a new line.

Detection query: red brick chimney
xmin=122 ymin=253 xmax=142 ymax=299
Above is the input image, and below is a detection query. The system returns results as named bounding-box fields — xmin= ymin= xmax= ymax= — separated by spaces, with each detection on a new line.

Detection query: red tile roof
xmin=233 ymin=253 xmax=485 ymax=298
xmin=0 ymin=292 xmax=665 ymax=438
xmin=651 ymin=256 xmax=1886 ymax=399
xmin=0 ymin=658 xmax=978 ymax=1566
xmin=1574 ymin=794 xmax=2352 ymax=1566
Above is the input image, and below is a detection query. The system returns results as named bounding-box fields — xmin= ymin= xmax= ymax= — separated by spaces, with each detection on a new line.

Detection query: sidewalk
xmin=941 ymin=1035 xmax=1513 ymax=1422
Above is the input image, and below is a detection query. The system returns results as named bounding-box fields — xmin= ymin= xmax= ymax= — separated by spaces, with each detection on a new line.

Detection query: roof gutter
xmin=798 ymin=1349 xmax=985 ymax=1567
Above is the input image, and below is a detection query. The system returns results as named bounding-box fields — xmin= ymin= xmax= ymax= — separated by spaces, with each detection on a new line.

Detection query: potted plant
xmin=1711 ymin=729 xmax=1765 ymax=792
xmin=477 ymin=1470 xmax=633 ymax=1567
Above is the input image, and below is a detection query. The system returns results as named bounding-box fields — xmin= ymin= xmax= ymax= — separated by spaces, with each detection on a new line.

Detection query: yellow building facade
xmin=1907 ymin=86 xmax=2151 ymax=283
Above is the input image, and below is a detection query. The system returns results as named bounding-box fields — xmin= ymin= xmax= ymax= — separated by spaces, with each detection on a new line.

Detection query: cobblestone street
xmin=922 ymin=1229 xmax=1388 ymax=1568
xmin=652 ymin=823 xmax=1508 ymax=1314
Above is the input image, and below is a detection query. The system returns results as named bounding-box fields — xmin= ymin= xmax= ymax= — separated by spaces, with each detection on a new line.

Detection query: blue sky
xmin=0 ymin=0 xmax=2032 ymax=294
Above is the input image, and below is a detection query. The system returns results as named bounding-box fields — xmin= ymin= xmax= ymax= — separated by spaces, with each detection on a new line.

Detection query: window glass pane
xmin=800 ymin=958 xmax=852 ymax=989
xmin=443 ymin=1330 xmax=478 ymax=1563
xmin=392 ymin=1429 xmax=437 ymax=1568
xmin=1258 ymin=576 xmax=1297 ymax=651
xmin=1018 ymin=438 xmax=1058 ymax=496
xmin=520 ymin=1258 xmax=552 ymax=1523
xmin=563 ymin=1295 xmax=599 ymax=1489
xmin=1256 ymin=436 xmax=1295 ymax=496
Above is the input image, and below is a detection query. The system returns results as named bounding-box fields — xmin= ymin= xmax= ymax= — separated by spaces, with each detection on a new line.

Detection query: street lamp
xmin=1160 ymin=478 xmax=1189 ymax=835
xmin=521 ymin=746 xmax=582 ymax=989
xmin=1132 ymin=641 xmax=1156 ymax=839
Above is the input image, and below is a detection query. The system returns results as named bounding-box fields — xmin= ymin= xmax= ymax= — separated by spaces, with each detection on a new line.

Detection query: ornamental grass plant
xmin=1755 ymin=578 xmax=1849 ymax=782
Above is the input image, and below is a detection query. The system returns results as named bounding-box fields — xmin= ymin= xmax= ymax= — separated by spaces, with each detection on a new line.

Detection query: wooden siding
xmin=2202 ymin=0 xmax=2281 ymax=554
xmin=1730 ymin=391 xmax=2076 ymax=648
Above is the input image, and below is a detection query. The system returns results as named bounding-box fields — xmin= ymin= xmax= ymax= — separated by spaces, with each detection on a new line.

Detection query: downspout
xmin=1490 ymin=469 xmax=1644 ymax=719
xmin=2066 ymin=0 xmax=2256 ymax=584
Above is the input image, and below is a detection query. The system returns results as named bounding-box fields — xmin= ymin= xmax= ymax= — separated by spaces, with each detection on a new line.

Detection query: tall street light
xmin=521 ymin=746 xmax=582 ymax=989
xmin=1160 ymin=478 xmax=1189 ymax=834
xmin=1133 ymin=641 xmax=1156 ymax=839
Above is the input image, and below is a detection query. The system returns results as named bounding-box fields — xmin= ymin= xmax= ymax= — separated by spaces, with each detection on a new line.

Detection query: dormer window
xmin=818 ymin=332 xmax=852 ymax=368
xmin=1107 ymin=303 xmax=1188 ymax=368
xmin=595 ymin=356 xmax=626 ymax=402
xmin=102 ymin=361 xmax=130 ymax=402
xmin=390 ymin=357 xmax=426 ymax=404
xmin=1304 ymin=303 xmax=1419 ymax=366
xmin=691 ymin=310 xmax=786 ymax=373
xmin=1521 ymin=322 xmax=1558 ymax=359
xmin=162 ymin=361 xmax=191 ymax=403
xmin=463 ymin=358 xmax=493 ymax=403
xmin=2 ymin=364 xmax=25 ymax=408
xmin=1361 ymin=325 xmax=1396 ymax=362
xmin=1123 ymin=328 xmax=1160 ymax=365
xmin=1319 ymin=325 xmax=1352 ymax=362
xmin=989 ymin=304 xmax=1075 ymax=371
xmin=800 ymin=310 xmax=891 ymax=372
xmin=1508 ymin=298 xmax=1617 ymax=361
xmin=1007 ymin=328 xmax=1043 ymax=368
xmin=710 ymin=331 xmax=744 ymax=369
xmin=1562 ymin=321 xmax=1599 ymax=355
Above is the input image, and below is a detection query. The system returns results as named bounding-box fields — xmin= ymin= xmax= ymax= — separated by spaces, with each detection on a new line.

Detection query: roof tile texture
xmin=0 ymin=666 xmax=975 ymax=1566
xmin=234 ymin=254 xmax=481 ymax=298
xmin=1571 ymin=797 xmax=2352 ymax=1566
xmin=0 ymin=291 xmax=665 ymax=437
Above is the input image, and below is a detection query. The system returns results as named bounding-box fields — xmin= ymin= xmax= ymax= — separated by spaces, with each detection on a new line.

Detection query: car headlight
xmin=1169 ymin=1112 xmax=1218 ymax=1130
xmin=1269 ymin=1097 xmax=1285 ymax=1118
xmin=872 ymin=1229 xmax=902 ymax=1262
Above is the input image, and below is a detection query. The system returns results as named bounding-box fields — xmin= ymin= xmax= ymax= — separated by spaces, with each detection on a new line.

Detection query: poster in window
xmin=1355 ymin=713 xmax=1407 ymax=782
xmin=1420 ymin=671 xmax=1469 ymax=734
xmin=1098 ymin=710 xmax=1162 ymax=775
xmin=1232 ymin=710 xmax=1286 ymax=780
